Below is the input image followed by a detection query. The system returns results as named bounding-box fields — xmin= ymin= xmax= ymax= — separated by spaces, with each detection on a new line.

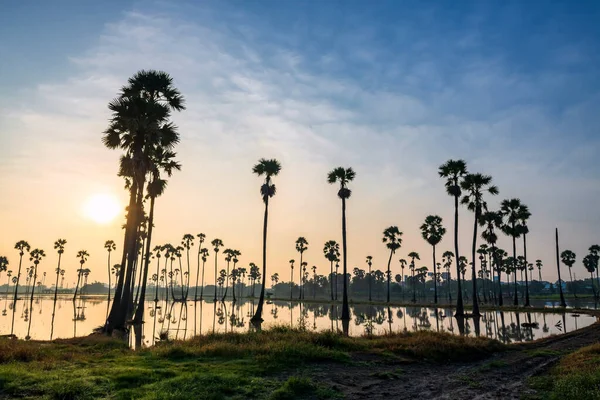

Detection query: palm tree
xmin=289 ymin=259 xmax=295 ymax=300
xmin=295 ymin=237 xmax=308 ymax=300
xmin=249 ymin=262 xmax=259 ymax=297
xmin=327 ymin=166 xmax=355 ymax=323
xmin=407 ymin=252 xmax=420 ymax=303
xmin=420 ymin=216 xmax=446 ymax=304
xmin=301 ymin=261 xmax=308 ymax=299
xmin=311 ymin=265 xmax=317 ymax=299
xmin=231 ymin=250 xmax=241 ymax=302
xmin=323 ymin=241 xmax=340 ymax=301
xmin=535 ymin=259 xmax=543 ymax=282
xmin=480 ymin=211 xmax=503 ymax=305
xmin=500 ymin=198 xmax=526 ymax=306
xmin=442 ymin=251 xmax=454 ymax=302
xmin=251 ymin=158 xmax=282 ymax=324
xmin=104 ymin=240 xmax=116 ymax=302
xmin=211 ymin=239 xmax=223 ymax=301
xmin=517 ymin=204 xmax=532 ymax=306
xmin=382 ymin=226 xmax=403 ymax=303
xmin=50 ymin=239 xmax=67 ymax=338
xmin=181 ymin=234 xmax=194 ymax=300
xmin=398 ymin=258 xmax=407 ymax=299
xmin=152 ymin=246 xmax=163 ymax=302
xmin=583 ymin=254 xmax=597 ymax=298
xmin=26 ymin=249 xmax=45 ymax=339
xmin=590 ymin=245 xmax=600 ymax=290
xmin=197 ymin=248 xmax=209 ymax=301
xmin=222 ymin=249 xmax=234 ymax=301
xmin=0 ymin=258 xmax=6 ymax=289
xmin=11 ymin=240 xmax=30 ymax=335
xmin=103 ymin=70 xmax=185 ymax=333
xmin=366 ymin=256 xmax=373 ymax=301
xmin=195 ymin=233 xmax=206 ymax=300
xmin=438 ymin=159 xmax=468 ymax=316
xmin=461 ymin=173 xmax=498 ymax=316
xmin=560 ymin=250 xmax=577 ymax=298
xmin=74 ymin=251 xmax=89 ymax=303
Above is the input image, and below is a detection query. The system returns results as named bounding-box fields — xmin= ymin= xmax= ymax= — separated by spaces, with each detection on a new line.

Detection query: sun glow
xmin=83 ymin=193 xmax=121 ymax=224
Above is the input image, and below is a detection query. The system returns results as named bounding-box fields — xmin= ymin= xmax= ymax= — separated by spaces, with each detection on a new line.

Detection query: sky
xmin=1 ymin=0 xmax=599 ymax=287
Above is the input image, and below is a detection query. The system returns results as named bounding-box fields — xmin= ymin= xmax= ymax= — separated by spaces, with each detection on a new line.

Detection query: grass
xmin=0 ymin=326 xmax=505 ymax=399
xmin=528 ymin=343 xmax=600 ymax=399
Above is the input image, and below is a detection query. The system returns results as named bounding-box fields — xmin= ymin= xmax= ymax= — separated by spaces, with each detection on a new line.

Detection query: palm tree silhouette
xmin=26 ymin=249 xmax=45 ymax=340
xmin=461 ymin=173 xmax=498 ymax=316
xmin=438 ymin=159 xmax=468 ymax=316
xmin=221 ymin=249 xmax=234 ymax=301
xmin=74 ymin=250 xmax=89 ymax=303
xmin=181 ymin=234 xmax=194 ymax=300
xmin=589 ymin=245 xmax=600 ymax=290
xmin=12 ymin=240 xmax=31 ymax=336
xmin=251 ymin=158 xmax=281 ymax=324
xmin=535 ymin=259 xmax=543 ymax=282
xmin=104 ymin=240 xmax=116 ymax=302
xmin=195 ymin=233 xmax=206 ymax=300
xmin=500 ymin=198 xmax=526 ymax=306
xmin=583 ymin=254 xmax=597 ymax=298
xmin=560 ymin=250 xmax=577 ymax=298
xmin=289 ymin=259 xmax=295 ymax=300
xmin=295 ymin=237 xmax=309 ymax=300
xmin=382 ymin=226 xmax=403 ymax=303
xmin=420 ymin=216 xmax=446 ymax=304
xmin=366 ymin=256 xmax=373 ymax=301
xmin=480 ymin=211 xmax=503 ymax=305
xmin=0 ymin=258 xmax=7 ymax=292
xmin=408 ymin=252 xmax=420 ymax=303
xmin=103 ymin=70 xmax=185 ymax=332
xmin=442 ymin=251 xmax=454 ymax=302
xmin=399 ymin=258 xmax=407 ymax=300
xmin=311 ymin=265 xmax=317 ymax=299
xmin=50 ymin=239 xmax=67 ymax=339
xmin=327 ymin=166 xmax=355 ymax=324
xmin=323 ymin=240 xmax=340 ymax=301
xmin=517 ymin=204 xmax=532 ymax=306
xmin=211 ymin=239 xmax=223 ymax=301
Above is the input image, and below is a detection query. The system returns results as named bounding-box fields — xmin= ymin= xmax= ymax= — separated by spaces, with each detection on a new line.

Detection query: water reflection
xmin=1 ymin=295 xmax=597 ymax=347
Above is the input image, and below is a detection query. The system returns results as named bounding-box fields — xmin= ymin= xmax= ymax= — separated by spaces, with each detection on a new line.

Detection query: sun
xmin=83 ymin=193 xmax=121 ymax=224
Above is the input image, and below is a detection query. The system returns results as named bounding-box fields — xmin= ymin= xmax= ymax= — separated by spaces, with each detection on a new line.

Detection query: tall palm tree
xmin=407 ymin=252 xmax=420 ymax=303
xmin=11 ymin=241 xmax=31 ymax=336
xmin=50 ymin=239 xmax=67 ymax=339
xmin=590 ymin=245 xmax=600 ymax=290
xmin=442 ymin=251 xmax=454 ymax=302
xmin=289 ymin=259 xmax=295 ymax=300
xmin=480 ymin=211 xmax=503 ymax=305
xmin=327 ymin=167 xmax=355 ymax=323
xmin=103 ymin=70 xmax=185 ymax=333
xmin=181 ymin=234 xmax=194 ymax=300
xmin=198 ymin=248 xmax=209 ymax=301
xmin=221 ymin=249 xmax=234 ymax=301
xmin=500 ymin=198 xmax=526 ymax=306
xmin=152 ymin=246 xmax=163 ymax=302
xmin=26 ymin=249 xmax=45 ymax=340
xmin=560 ymin=250 xmax=577 ymax=298
xmin=195 ymin=233 xmax=206 ymax=300
xmin=382 ymin=226 xmax=403 ymax=303
xmin=438 ymin=159 xmax=468 ymax=316
xmin=251 ymin=158 xmax=282 ymax=324
xmin=420 ymin=216 xmax=446 ymax=304
xmin=295 ymin=237 xmax=308 ymax=300
xmin=211 ymin=239 xmax=223 ymax=301
xmin=366 ymin=256 xmax=373 ymax=301
xmin=535 ymin=259 xmax=543 ymax=282
xmin=517 ymin=205 xmax=532 ymax=306
xmin=311 ymin=266 xmax=317 ymax=299
xmin=323 ymin=240 xmax=340 ymax=301
xmin=74 ymin=251 xmax=89 ymax=303
xmin=399 ymin=258 xmax=407 ymax=299
xmin=583 ymin=254 xmax=597 ymax=298
xmin=104 ymin=240 xmax=116 ymax=302
xmin=461 ymin=173 xmax=498 ymax=316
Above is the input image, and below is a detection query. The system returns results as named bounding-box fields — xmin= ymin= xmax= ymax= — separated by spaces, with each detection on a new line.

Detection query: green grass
xmin=528 ymin=343 xmax=600 ymax=399
xmin=0 ymin=327 xmax=505 ymax=399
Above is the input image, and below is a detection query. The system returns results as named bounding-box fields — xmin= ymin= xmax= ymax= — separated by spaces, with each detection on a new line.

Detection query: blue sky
xmin=0 ymin=0 xmax=599 ymax=283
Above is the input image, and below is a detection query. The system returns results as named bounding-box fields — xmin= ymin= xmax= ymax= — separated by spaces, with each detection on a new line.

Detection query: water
xmin=1 ymin=295 xmax=597 ymax=347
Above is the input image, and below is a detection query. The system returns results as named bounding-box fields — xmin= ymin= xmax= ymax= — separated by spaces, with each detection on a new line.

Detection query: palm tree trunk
xmin=432 ymin=245 xmax=438 ymax=304
xmin=50 ymin=254 xmax=62 ymax=340
xmin=368 ymin=266 xmax=372 ymax=302
xmin=386 ymin=250 xmax=393 ymax=303
xmin=200 ymin=260 xmax=206 ymax=301
xmin=568 ymin=269 xmax=576 ymax=298
xmin=11 ymin=254 xmax=24 ymax=336
xmin=555 ymin=228 xmax=567 ymax=307
xmin=26 ymin=264 xmax=38 ymax=339
xmin=222 ymin=261 xmax=230 ymax=301
xmin=341 ymin=196 xmax=350 ymax=321
xmin=298 ymin=254 xmax=303 ymax=300
xmin=523 ymin=233 xmax=530 ymax=306
xmin=454 ymin=194 xmax=464 ymax=316
xmin=107 ymin=252 xmax=111 ymax=302
xmin=330 ymin=261 xmax=335 ymax=301
xmin=512 ymin=228 xmax=518 ymax=306
xmin=252 ymin=192 xmax=269 ymax=323
xmin=213 ymin=253 xmax=218 ymax=301
xmin=471 ymin=208 xmax=480 ymax=316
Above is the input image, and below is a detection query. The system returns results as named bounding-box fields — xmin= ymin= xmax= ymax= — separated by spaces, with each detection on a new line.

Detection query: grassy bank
xmin=0 ymin=327 xmax=504 ymax=399
xmin=528 ymin=343 xmax=600 ymax=399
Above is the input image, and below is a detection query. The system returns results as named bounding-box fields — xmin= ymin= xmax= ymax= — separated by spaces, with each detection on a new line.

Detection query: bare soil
xmin=310 ymin=320 xmax=600 ymax=399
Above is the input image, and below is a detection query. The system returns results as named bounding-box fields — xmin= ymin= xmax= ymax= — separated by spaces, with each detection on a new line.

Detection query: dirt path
xmin=310 ymin=321 xmax=600 ymax=399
